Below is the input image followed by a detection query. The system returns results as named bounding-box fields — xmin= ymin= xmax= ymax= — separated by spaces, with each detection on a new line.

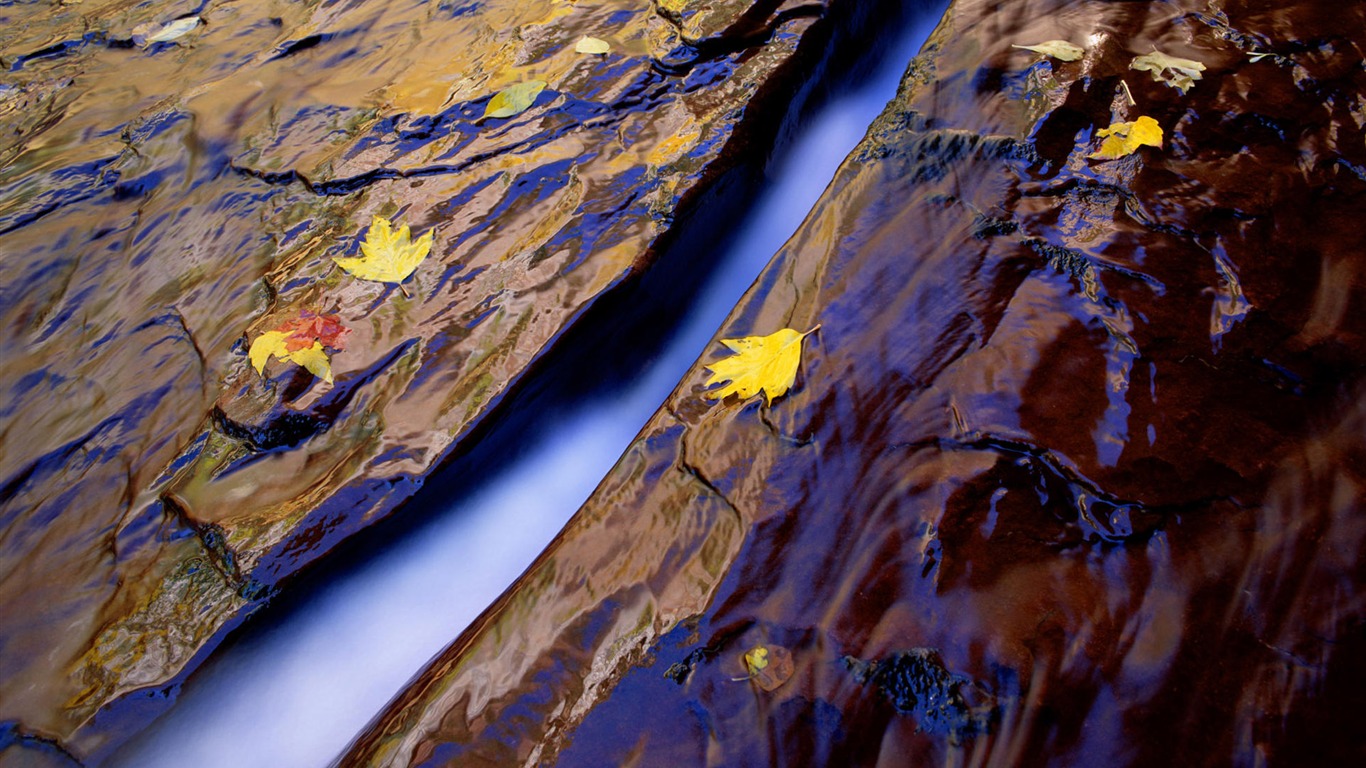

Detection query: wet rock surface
xmin=341 ymin=0 xmax=1366 ymax=765
xmin=0 ymin=0 xmax=893 ymax=759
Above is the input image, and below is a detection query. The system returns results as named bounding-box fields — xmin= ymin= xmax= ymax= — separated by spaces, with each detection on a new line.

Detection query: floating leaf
xmin=249 ymin=312 xmax=349 ymax=383
xmin=739 ymin=645 xmax=794 ymax=691
xmin=575 ymin=36 xmax=611 ymax=54
xmin=1011 ymin=40 xmax=1084 ymax=62
xmin=1088 ymin=115 xmax=1162 ymax=160
xmin=132 ymin=16 xmax=200 ymax=46
xmin=744 ymin=646 xmax=769 ymax=673
xmin=274 ymin=312 xmax=350 ymax=350
xmin=482 ymin=80 xmax=547 ymax=120
xmin=333 ymin=215 xmax=433 ymax=294
xmin=704 ymin=326 xmax=819 ymax=406
xmin=1130 ymin=50 xmax=1206 ymax=93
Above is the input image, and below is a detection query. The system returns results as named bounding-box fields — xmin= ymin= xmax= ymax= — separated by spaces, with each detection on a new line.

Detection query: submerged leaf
xmin=1011 ymin=40 xmax=1084 ymax=61
xmin=1088 ymin=115 xmax=1162 ymax=160
xmin=704 ymin=326 xmax=819 ymax=406
xmin=249 ymin=313 xmax=349 ymax=383
xmin=274 ymin=312 xmax=349 ymax=351
xmin=132 ymin=16 xmax=200 ymax=46
xmin=575 ymin=36 xmax=611 ymax=54
xmin=482 ymin=80 xmax=547 ymax=120
xmin=740 ymin=645 xmax=794 ymax=691
xmin=333 ymin=215 xmax=433 ymax=291
xmin=1130 ymin=50 xmax=1206 ymax=93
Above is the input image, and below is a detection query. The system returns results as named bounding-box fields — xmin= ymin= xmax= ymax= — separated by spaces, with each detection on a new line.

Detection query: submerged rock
xmin=843 ymin=649 xmax=1000 ymax=743
xmin=0 ymin=0 xmax=898 ymax=759
xmin=340 ymin=0 xmax=1366 ymax=764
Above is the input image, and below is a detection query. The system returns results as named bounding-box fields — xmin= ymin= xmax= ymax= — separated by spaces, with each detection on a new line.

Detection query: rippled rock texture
xmin=0 ymin=0 xmax=894 ymax=759
xmin=343 ymin=0 xmax=1366 ymax=764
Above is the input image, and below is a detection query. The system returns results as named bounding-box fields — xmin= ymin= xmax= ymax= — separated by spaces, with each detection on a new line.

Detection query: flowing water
xmin=332 ymin=2 xmax=1366 ymax=765
xmin=8 ymin=1 xmax=1366 ymax=765
xmin=107 ymin=8 xmax=947 ymax=766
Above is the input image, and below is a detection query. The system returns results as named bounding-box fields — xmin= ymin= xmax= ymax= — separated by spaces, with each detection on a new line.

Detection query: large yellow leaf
xmin=704 ymin=326 xmax=819 ymax=405
xmin=333 ymin=215 xmax=433 ymax=292
xmin=1088 ymin=115 xmax=1162 ymax=160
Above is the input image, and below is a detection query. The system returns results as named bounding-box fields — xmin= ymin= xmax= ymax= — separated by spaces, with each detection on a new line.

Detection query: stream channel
xmin=109 ymin=6 xmax=948 ymax=766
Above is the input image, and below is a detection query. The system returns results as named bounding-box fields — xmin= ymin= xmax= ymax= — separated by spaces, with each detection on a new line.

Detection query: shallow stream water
xmin=107 ymin=8 xmax=947 ymax=767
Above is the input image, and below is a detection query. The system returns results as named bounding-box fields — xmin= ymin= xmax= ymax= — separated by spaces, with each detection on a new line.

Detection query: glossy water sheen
xmin=1 ymin=0 xmax=904 ymax=758
xmin=341 ymin=0 xmax=1366 ymax=765
xmin=105 ymin=13 xmax=947 ymax=765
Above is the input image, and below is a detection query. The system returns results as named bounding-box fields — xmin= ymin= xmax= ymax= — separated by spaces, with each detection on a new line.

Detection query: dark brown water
xmin=339 ymin=0 xmax=1366 ymax=765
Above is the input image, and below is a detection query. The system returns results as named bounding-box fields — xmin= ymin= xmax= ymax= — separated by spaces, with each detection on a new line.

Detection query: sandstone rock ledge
xmin=0 ymin=0 xmax=899 ymax=760
xmin=340 ymin=0 xmax=1366 ymax=765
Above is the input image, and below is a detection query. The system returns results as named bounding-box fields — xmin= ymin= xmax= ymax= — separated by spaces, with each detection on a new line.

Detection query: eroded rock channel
xmin=337 ymin=0 xmax=1366 ymax=765
xmin=0 ymin=0 xmax=912 ymax=761
xmin=3 ymin=0 xmax=1365 ymax=765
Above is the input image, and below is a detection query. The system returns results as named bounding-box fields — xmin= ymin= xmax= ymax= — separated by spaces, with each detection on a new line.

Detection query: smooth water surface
xmin=109 ymin=9 xmax=947 ymax=767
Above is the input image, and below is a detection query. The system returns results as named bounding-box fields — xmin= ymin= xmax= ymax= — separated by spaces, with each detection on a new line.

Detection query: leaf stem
xmin=1120 ymin=79 xmax=1135 ymax=106
xmin=399 ymin=282 xmax=411 ymax=299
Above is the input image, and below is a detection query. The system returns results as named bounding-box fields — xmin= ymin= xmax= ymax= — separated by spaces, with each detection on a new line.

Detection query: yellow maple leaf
xmin=333 ymin=215 xmax=433 ymax=295
xmin=249 ymin=331 xmax=334 ymax=383
xmin=704 ymin=326 xmax=819 ymax=405
xmin=1088 ymin=115 xmax=1162 ymax=160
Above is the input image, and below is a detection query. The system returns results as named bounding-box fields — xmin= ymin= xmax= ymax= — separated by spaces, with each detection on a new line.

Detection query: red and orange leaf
xmin=275 ymin=311 xmax=350 ymax=352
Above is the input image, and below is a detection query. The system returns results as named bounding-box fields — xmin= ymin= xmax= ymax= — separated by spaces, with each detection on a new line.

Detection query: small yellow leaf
xmin=1011 ymin=40 xmax=1085 ymax=62
xmin=704 ymin=326 xmax=819 ymax=406
xmin=575 ymin=36 xmax=610 ymax=55
xmin=744 ymin=647 xmax=769 ymax=674
xmin=333 ymin=215 xmax=433 ymax=288
xmin=482 ymin=80 xmax=547 ymax=120
xmin=250 ymin=331 xmax=290 ymax=375
xmin=1130 ymin=50 xmax=1206 ymax=94
xmin=1088 ymin=115 xmax=1162 ymax=160
xmin=739 ymin=645 xmax=794 ymax=691
xmin=250 ymin=334 xmax=335 ymax=383
xmin=287 ymin=342 xmax=333 ymax=383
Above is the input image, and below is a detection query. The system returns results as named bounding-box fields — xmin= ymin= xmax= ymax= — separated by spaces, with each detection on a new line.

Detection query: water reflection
xmin=337 ymin=1 xmax=1366 ymax=764
xmin=108 ymin=8 xmax=946 ymax=766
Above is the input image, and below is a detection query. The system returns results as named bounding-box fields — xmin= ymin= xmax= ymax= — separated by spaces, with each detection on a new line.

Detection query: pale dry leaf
xmin=1012 ymin=40 xmax=1085 ymax=61
xmin=575 ymin=36 xmax=610 ymax=54
xmin=1130 ymin=49 xmax=1206 ymax=93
